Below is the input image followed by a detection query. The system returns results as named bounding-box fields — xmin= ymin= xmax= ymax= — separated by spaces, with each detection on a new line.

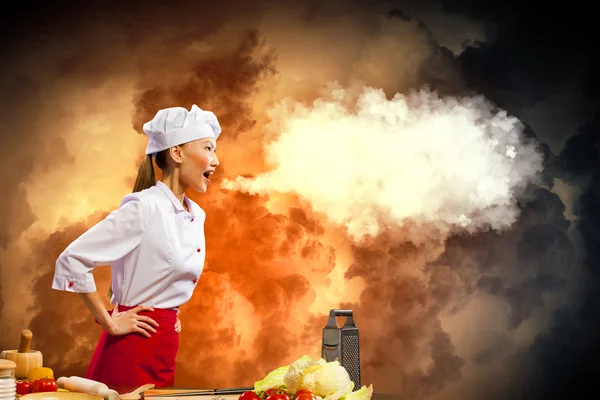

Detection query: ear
xmin=168 ymin=145 xmax=184 ymax=164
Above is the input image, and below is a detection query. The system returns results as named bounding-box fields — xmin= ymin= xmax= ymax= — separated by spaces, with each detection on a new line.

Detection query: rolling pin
xmin=0 ymin=329 xmax=43 ymax=378
xmin=57 ymin=376 xmax=120 ymax=400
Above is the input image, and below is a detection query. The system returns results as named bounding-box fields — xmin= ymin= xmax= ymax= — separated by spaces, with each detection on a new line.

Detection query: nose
xmin=211 ymin=153 xmax=220 ymax=167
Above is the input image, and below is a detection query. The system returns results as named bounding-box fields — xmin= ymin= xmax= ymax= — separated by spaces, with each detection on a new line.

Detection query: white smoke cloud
xmin=221 ymin=84 xmax=544 ymax=241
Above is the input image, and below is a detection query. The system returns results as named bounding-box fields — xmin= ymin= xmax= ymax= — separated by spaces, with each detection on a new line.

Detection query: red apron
xmin=86 ymin=305 xmax=179 ymax=391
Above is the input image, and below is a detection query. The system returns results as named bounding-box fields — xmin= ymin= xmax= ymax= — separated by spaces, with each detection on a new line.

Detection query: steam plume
xmin=223 ymin=85 xmax=544 ymax=241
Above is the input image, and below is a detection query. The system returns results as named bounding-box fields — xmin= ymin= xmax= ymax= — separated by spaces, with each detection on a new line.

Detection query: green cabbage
xmin=284 ymin=355 xmax=326 ymax=393
xmin=342 ymin=385 xmax=373 ymax=400
xmin=253 ymin=355 xmax=373 ymax=400
xmin=254 ymin=365 xmax=290 ymax=392
xmin=297 ymin=361 xmax=353 ymax=400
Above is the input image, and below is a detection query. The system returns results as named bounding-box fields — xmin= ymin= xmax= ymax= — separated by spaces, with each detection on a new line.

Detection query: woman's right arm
xmin=53 ymin=195 xmax=158 ymax=337
xmin=78 ymin=292 xmax=158 ymax=338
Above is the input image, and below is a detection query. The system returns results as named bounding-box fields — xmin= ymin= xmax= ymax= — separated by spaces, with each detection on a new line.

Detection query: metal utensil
xmin=142 ymin=387 xmax=254 ymax=398
xmin=321 ymin=309 xmax=361 ymax=391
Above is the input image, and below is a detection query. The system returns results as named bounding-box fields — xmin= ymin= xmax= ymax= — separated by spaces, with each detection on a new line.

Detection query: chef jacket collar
xmin=156 ymin=181 xmax=196 ymax=216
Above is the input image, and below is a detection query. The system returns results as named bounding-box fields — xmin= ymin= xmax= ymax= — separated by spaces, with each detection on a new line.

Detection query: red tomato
xmin=296 ymin=394 xmax=316 ymax=400
xmin=295 ymin=390 xmax=313 ymax=397
xmin=31 ymin=378 xmax=58 ymax=393
xmin=266 ymin=394 xmax=291 ymax=400
xmin=239 ymin=391 xmax=261 ymax=400
xmin=16 ymin=380 xmax=31 ymax=395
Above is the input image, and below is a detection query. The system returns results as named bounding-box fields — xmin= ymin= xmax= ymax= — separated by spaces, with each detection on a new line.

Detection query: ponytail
xmin=133 ymin=155 xmax=156 ymax=193
xmin=108 ymin=154 xmax=156 ymax=300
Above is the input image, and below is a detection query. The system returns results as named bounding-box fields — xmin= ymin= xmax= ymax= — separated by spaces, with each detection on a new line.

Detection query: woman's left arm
xmin=52 ymin=195 xmax=150 ymax=293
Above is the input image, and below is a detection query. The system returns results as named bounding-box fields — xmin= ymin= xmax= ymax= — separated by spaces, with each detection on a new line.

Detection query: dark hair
xmin=108 ymin=149 xmax=170 ymax=299
xmin=132 ymin=150 xmax=170 ymax=193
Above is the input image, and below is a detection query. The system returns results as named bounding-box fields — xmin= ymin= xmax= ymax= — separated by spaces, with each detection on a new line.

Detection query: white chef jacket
xmin=52 ymin=181 xmax=206 ymax=309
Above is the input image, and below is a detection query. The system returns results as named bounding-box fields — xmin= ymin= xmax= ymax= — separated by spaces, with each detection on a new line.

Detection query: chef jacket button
xmin=191 ymin=218 xmax=195 ymax=222
xmin=68 ymin=281 xmax=74 ymax=287
xmin=197 ymin=248 xmax=201 ymax=252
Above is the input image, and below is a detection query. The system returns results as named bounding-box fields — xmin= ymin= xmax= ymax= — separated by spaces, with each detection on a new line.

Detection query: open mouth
xmin=203 ymin=170 xmax=214 ymax=182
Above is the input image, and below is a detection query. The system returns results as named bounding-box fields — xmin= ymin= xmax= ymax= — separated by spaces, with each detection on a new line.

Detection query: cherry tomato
xmin=266 ymin=394 xmax=291 ymax=400
xmin=239 ymin=391 xmax=261 ymax=400
xmin=295 ymin=390 xmax=313 ymax=397
xmin=31 ymin=378 xmax=58 ymax=393
xmin=16 ymin=380 xmax=31 ymax=395
xmin=296 ymin=394 xmax=317 ymax=400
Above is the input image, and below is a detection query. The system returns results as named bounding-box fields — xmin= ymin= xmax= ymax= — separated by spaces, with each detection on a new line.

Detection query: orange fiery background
xmin=0 ymin=2 xmax=576 ymax=400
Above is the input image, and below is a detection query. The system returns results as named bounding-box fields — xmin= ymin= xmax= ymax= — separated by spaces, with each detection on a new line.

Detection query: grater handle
xmin=331 ymin=309 xmax=353 ymax=317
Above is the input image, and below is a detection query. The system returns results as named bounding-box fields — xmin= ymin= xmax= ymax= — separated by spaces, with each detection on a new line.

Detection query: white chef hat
xmin=143 ymin=104 xmax=222 ymax=155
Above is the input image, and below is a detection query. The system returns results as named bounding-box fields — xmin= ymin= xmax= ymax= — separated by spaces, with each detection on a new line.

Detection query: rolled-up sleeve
xmin=52 ymin=195 xmax=150 ymax=293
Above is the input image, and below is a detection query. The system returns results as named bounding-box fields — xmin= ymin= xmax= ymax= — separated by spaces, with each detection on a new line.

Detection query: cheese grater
xmin=321 ymin=309 xmax=361 ymax=390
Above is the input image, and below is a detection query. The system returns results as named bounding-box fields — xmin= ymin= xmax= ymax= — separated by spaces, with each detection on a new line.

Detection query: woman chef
xmin=51 ymin=104 xmax=221 ymax=389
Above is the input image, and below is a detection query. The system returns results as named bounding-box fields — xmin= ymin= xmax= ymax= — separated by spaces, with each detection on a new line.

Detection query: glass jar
xmin=0 ymin=359 xmax=16 ymax=400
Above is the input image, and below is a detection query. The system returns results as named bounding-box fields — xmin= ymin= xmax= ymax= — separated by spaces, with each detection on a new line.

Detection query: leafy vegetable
xmin=297 ymin=361 xmax=353 ymax=400
xmin=254 ymin=365 xmax=290 ymax=393
xmin=252 ymin=355 xmax=373 ymax=400
xmin=284 ymin=355 xmax=326 ymax=393
xmin=343 ymin=384 xmax=373 ymax=400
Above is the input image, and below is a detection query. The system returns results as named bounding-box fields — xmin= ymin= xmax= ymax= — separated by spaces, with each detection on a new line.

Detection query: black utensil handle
xmin=215 ymin=388 xmax=254 ymax=394
xmin=145 ymin=388 xmax=254 ymax=398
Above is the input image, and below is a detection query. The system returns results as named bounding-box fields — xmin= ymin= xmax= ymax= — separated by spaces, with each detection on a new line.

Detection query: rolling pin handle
xmin=18 ymin=329 xmax=33 ymax=353
xmin=57 ymin=377 xmax=68 ymax=389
